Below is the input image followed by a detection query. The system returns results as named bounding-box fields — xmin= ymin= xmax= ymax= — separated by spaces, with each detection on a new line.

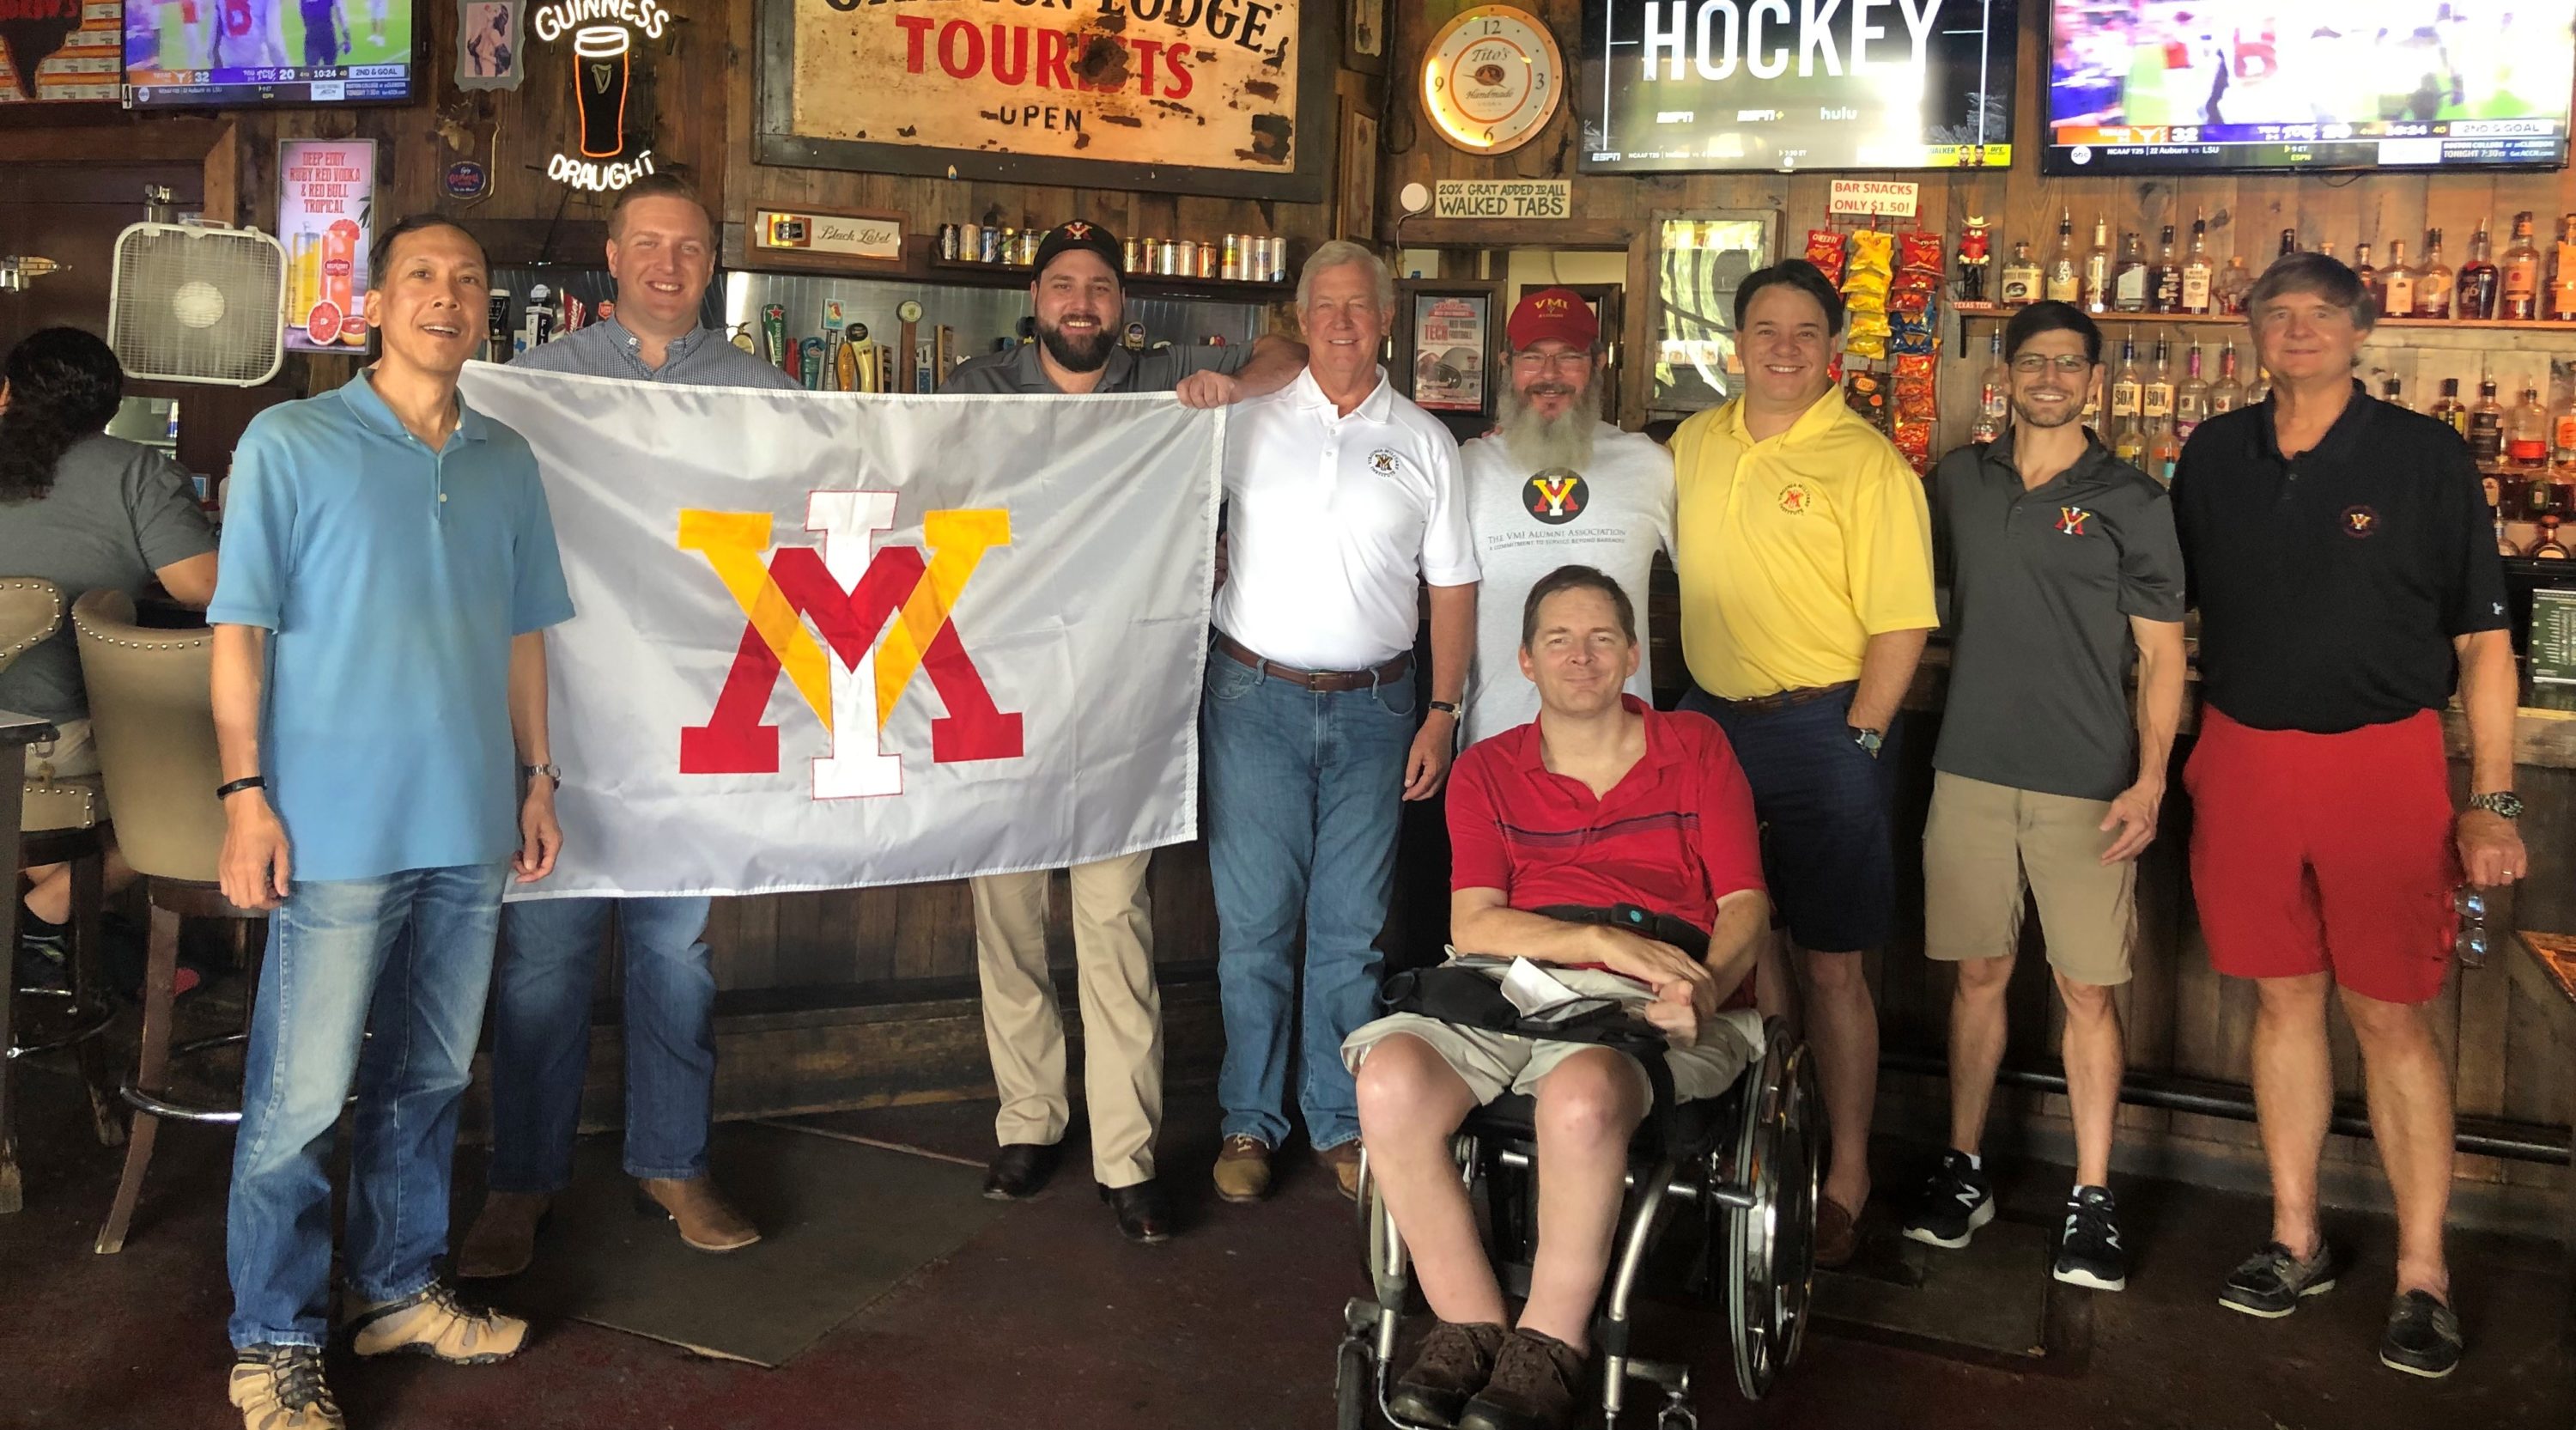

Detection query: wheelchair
xmin=1334 ymin=1014 xmax=1820 ymax=1430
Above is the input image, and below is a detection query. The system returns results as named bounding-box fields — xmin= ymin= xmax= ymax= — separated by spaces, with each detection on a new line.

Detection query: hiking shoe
xmin=2379 ymin=1290 xmax=2464 ymax=1378
xmin=1213 ymin=1135 xmax=1273 ymax=1203
xmin=228 ymin=1344 xmax=343 ymax=1430
xmin=1388 ymin=1320 xmax=1507 ymax=1428
xmin=2219 ymin=1240 xmax=2338 ymax=1317
xmin=1458 ymin=1327 xmax=1588 ymax=1430
xmin=344 ymin=1282 xmax=526 ymax=1363
xmin=1900 ymin=1150 xmax=1995 ymax=1250
xmin=2051 ymin=1185 xmax=2128 ymax=1291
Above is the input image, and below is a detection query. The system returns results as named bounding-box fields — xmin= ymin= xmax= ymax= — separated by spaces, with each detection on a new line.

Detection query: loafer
xmin=2219 ymin=1239 xmax=2337 ymax=1317
xmin=983 ymin=1141 xmax=1063 ymax=1202
xmin=1099 ymin=1178 xmax=1174 ymax=1244
xmin=637 ymin=1176 xmax=762 ymax=1253
xmin=1814 ymin=1196 xmax=1859 ymax=1270
xmin=455 ymin=1190 xmax=549 ymax=1281
xmin=1389 ymin=1320 xmax=1506 ymax=1428
xmin=1213 ymin=1135 xmax=1273 ymax=1203
xmin=1316 ymin=1140 xmax=1364 ymax=1202
xmin=2379 ymin=1289 xmax=2464 ymax=1378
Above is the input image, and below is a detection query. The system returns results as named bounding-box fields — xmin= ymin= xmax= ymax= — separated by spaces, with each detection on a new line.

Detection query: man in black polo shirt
xmin=940 ymin=221 xmax=1303 ymax=1244
xmin=2172 ymin=253 xmax=2526 ymax=1378
xmin=1907 ymin=302 xmax=2185 ymax=1295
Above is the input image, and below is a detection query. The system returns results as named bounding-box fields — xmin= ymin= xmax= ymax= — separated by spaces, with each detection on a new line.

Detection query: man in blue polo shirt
xmin=459 ymin=173 xmax=797 ymax=1282
xmin=211 ymin=213 xmax=573 ymax=1430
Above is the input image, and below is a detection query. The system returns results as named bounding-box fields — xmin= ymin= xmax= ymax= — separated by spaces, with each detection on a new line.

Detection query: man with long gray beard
xmin=1457 ymin=289 xmax=1674 ymax=747
xmin=942 ymin=220 xmax=1303 ymax=1244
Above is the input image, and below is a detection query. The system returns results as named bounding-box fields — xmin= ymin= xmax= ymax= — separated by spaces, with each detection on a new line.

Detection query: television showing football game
xmin=2044 ymin=0 xmax=2576 ymax=173
xmin=124 ymin=0 xmax=415 ymax=106
xmin=1577 ymin=0 xmax=2018 ymax=172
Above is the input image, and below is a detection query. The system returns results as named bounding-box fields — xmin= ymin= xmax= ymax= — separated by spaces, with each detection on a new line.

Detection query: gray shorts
xmin=1342 ymin=964 xmax=1763 ymax=1107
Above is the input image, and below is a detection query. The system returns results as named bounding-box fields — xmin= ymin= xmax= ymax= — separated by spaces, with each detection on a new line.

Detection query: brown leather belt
xmin=1214 ymin=631 xmax=1412 ymax=692
xmin=1707 ymin=680 xmax=1855 ymax=714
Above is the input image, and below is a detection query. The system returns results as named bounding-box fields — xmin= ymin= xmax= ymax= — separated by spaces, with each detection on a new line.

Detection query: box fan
xmin=107 ymin=221 xmax=289 ymax=386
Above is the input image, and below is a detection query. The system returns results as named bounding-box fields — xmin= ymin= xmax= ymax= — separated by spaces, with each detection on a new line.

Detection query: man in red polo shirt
xmin=1345 ymin=564 xmax=1770 ymax=1430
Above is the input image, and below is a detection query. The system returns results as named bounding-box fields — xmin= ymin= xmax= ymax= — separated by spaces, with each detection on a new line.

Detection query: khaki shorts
xmin=1923 ymin=771 xmax=2136 ymax=987
xmin=24 ymin=717 xmax=98 ymax=779
xmin=1342 ymin=964 xmax=1764 ymax=1107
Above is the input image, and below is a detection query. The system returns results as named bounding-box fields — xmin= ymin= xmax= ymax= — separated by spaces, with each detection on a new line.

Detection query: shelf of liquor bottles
xmin=1955 ymin=305 xmax=2576 ymax=337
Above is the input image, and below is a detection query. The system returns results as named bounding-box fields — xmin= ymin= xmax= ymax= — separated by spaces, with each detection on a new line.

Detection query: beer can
xmin=1220 ymin=234 xmax=1241 ymax=282
xmin=1157 ymin=239 xmax=1180 ymax=276
xmin=1196 ymin=241 xmax=1217 ymax=279
xmin=1122 ymin=236 xmax=1141 ymax=273
xmin=1021 ymin=229 xmax=1041 ymax=265
xmin=1267 ymin=237 xmax=1287 ymax=283
xmin=939 ymin=223 xmax=960 ymax=261
xmin=960 ymin=222 xmax=984 ymax=261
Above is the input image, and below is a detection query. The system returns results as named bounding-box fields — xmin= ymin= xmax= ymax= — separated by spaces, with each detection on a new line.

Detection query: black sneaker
xmin=2219 ymin=1239 xmax=2338 ymax=1317
xmin=1388 ymin=1320 xmax=1506 ymax=1428
xmin=2379 ymin=1290 xmax=2464 ymax=1378
xmin=2051 ymin=1185 xmax=2127 ymax=1291
xmin=16 ymin=919 xmax=67 ymax=993
xmin=1899 ymin=1150 xmax=1995 ymax=1250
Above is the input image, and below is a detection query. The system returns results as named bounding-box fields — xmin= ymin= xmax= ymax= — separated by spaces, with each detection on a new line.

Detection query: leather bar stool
xmin=0 ymin=577 xmax=120 ymax=1214
xmin=72 ymin=589 xmax=265 ymax=1253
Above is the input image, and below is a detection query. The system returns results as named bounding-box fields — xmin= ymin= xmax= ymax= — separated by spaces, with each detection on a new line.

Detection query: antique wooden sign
xmin=756 ymin=0 xmax=1333 ymax=203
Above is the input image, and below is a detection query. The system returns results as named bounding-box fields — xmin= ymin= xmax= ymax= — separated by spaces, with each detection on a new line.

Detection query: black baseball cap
xmin=1033 ymin=221 xmax=1123 ymax=283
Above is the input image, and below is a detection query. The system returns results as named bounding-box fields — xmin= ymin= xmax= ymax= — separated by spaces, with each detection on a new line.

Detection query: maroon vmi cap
xmin=1033 ymin=221 xmax=1125 ymax=283
xmin=1508 ymin=287 xmax=1599 ymax=351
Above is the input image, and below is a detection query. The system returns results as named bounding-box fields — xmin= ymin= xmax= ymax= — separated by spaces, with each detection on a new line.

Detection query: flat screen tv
xmin=2044 ymin=0 xmax=2576 ymax=174
xmin=1577 ymin=0 xmax=2017 ymax=172
xmin=124 ymin=0 xmax=416 ymax=106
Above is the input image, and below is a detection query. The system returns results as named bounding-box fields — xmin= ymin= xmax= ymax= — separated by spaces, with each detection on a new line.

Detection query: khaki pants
xmin=969 ymin=850 xmax=1163 ymax=1186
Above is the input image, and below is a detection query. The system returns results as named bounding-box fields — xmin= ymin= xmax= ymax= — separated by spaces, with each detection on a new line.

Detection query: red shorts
xmin=2184 ymin=706 xmax=2460 ymax=1005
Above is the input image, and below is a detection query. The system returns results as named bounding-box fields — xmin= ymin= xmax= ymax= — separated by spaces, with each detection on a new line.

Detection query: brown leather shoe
xmin=1459 ymin=1327 xmax=1589 ymax=1430
xmin=1390 ymin=1320 xmax=1507 ymax=1427
xmin=1815 ymin=1196 xmax=1859 ymax=1270
xmin=1316 ymin=1140 xmax=1364 ymax=1202
xmin=1212 ymin=1135 xmax=1273 ymax=1203
xmin=456 ymin=1191 xmax=549 ymax=1280
xmin=637 ymin=1176 xmax=762 ymax=1253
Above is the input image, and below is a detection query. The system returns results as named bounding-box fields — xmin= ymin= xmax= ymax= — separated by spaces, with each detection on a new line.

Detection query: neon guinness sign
xmin=539 ymin=0 xmax=672 ymax=192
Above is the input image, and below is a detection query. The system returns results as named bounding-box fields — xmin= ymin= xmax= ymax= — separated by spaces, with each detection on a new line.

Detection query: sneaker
xmin=2218 ymin=1240 xmax=2338 ymax=1317
xmin=344 ymin=1282 xmax=527 ymax=1363
xmin=1213 ymin=1135 xmax=1273 ymax=1203
xmin=1458 ymin=1327 xmax=1588 ymax=1430
xmin=228 ymin=1344 xmax=343 ymax=1430
xmin=2051 ymin=1185 xmax=2128 ymax=1291
xmin=1388 ymin=1320 xmax=1506 ymax=1428
xmin=1899 ymin=1150 xmax=1995 ymax=1250
xmin=2379 ymin=1290 xmax=2464 ymax=1378
xmin=16 ymin=919 xmax=67 ymax=993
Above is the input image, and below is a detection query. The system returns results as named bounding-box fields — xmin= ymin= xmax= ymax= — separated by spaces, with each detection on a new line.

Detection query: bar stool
xmin=71 ymin=589 xmax=264 ymax=1253
xmin=0 ymin=578 xmax=121 ymax=1214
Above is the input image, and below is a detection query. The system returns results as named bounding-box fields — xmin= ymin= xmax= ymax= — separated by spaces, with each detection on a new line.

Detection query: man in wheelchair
xmin=1344 ymin=564 xmax=1771 ymax=1430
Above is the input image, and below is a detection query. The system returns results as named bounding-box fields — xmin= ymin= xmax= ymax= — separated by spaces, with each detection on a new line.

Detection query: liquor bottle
xmin=2176 ymin=343 xmax=2211 ymax=439
xmin=2148 ymin=413 xmax=2183 ymax=484
xmin=2110 ymin=329 xmax=2143 ymax=430
xmin=1971 ymin=330 xmax=2008 ymax=443
xmin=2551 ymin=215 xmax=2576 ymax=322
xmin=2207 ymin=341 xmax=2245 ymax=416
xmin=2247 ymin=363 xmax=2272 ymax=406
xmin=2380 ymin=376 xmax=2405 ymax=409
xmin=2113 ymin=231 xmax=2151 ymax=312
xmin=2044 ymin=210 xmax=2081 ymax=303
xmin=2416 ymin=230 xmax=2454 ymax=320
xmin=2084 ymin=215 xmax=2114 ymax=313
xmin=2501 ymin=210 xmax=2542 ymax=320
xmin=2552 ymin=383 xmax=2576 ymax=467
xmin=2459 ymin=222 xmax=2501 ymax=319
xmin=2353 ymin=242 xmax=2378 ymax=293
xmin=2378 ymin=240 xmax=2415 ymax=320
xmin=2143 ymin=336 xmax=2177 ymax=425
xmin=2113 ymin=417 xmax=2148 ymax=469
xmin=2429 ymin=377 xmax=2470 ymax=439
xmin=2213 ymin=255 xmax=2254 ymax=314
xmin=2000 ymin=240 xmax=2041 ymax=307
xmin=2511 ymin=383 xmax=2552 ymax=466
xmin=2278 ymin=228 xmax=2300 ymax=259
xmin=2530 ymin=513 xmax=2572 ymax=559
xmin=2470 ymin=374 xmax=2506 ymax=464
xmin=2179 ymin=212 xmax=2215 ymax=316
xmin=2150 ymin=225 xmax=2182 ymax=313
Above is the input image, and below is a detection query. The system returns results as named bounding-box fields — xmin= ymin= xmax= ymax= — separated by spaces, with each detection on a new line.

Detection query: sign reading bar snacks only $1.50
xmin=754 ymin=0 xmax=1333 ymax=203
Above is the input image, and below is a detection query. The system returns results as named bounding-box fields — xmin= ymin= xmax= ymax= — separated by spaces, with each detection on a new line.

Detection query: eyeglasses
xmin=1510 ymin=349 xmax=1595 ymax=370
xmin=2453 ymin=885 xmax=2491 ymax=969
xmin=2010 ymin=355 xmax=2093 ymax=375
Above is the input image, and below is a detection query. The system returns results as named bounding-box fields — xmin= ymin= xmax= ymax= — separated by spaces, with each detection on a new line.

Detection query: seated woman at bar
xmin=0 ymin=326 xmax=217 ymax=972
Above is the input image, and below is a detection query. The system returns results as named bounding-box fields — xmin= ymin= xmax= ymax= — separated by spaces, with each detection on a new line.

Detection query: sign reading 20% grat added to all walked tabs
xmin=537 ymin=0 xmax=671 ymax=192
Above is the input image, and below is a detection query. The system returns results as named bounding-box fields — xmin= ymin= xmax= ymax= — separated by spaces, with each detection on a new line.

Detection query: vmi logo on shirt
xmin=2342 ymin=504 xmax=2380 ymax=538
xmin=1526 ymin=470 xmax=1588 ymax=525
xmin=2055 ymin=506 xmax=2093 ymax=536
xmin=676 ymin=496 xmax=1024 ymax=796
xmin=1369 ymin=448 xmax=1401 ymax=477
xmin=1777 ymin=483 xmax=1811 ymax=514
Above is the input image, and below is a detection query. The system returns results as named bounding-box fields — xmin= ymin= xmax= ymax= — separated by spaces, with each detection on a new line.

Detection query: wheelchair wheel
xmin=1335 ymin=1336 xmax=1376 ymax=1430
xmin=1724 ymin=1023 xmax=1820 ymax=1401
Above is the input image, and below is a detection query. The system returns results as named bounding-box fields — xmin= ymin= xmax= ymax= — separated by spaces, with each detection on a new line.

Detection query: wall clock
xmin=1421 ymin=5 xmax=1564 ymax=156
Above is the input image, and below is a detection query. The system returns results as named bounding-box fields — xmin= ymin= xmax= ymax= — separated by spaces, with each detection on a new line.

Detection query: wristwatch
xmin=1428 ymin=700 xmax=1461 ymax=719
xmin=523 ymin=763 xmax=563 ymax=786
xmin=1850 ymin=727 xmax=1884 ymax=758
xmin=2468 ymin=791 xmax=2523 ymax=819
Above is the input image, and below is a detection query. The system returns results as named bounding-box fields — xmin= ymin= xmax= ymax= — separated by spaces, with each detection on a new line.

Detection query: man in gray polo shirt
xmin=459 ymin=174 xmax=801 ymax=1281
xmin=1905 ymin=301 xmax=2185 ymax=1293
xmin=944 ymin=219 xmax=1303 ymax=1243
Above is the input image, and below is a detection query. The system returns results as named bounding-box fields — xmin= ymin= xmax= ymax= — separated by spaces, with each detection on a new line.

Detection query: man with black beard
xmin=1456 ymin=289 xmax=1673 ymax=748
xmin=941 ymin=220 xmax=1303 ymax=1244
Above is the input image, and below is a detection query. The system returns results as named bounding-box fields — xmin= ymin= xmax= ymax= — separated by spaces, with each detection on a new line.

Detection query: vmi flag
xmin=455 ymin=365 xmax=1222 ymax=898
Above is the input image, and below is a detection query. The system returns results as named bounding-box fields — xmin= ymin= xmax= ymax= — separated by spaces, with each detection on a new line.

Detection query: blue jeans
xmin=227 ymin=863 xmax=508 ymax=1349
xmin=1202 ymin=648 xmax=1416 ymax=1151
xmin=489 ymin=896 xmax=715 ymax=1191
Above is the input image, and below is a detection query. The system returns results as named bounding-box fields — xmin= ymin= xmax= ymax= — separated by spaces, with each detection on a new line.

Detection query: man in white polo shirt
xmin=1459 ymin=288 xmax=1673 ymax=746
xmin=1207 ymin=240 xmax=1481 ymax=1204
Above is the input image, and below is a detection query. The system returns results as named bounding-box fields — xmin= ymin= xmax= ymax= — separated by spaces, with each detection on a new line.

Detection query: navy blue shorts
xmin=1681 ymin=684 xmax=1900 ymax=954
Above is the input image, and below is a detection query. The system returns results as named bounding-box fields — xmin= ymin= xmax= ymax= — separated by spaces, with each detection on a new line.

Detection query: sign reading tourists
xmin=756 ymin=0 xmax=1332 ymax=203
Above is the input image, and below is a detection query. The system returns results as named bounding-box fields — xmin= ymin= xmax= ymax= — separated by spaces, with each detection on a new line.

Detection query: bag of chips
xmin=1805 ymin=228 xmax=1847 ymax=284
xmin=1899 ymin=230 xmax=1944 ymax=272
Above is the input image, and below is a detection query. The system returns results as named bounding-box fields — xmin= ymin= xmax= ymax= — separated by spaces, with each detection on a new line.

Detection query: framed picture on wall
xmin=1335 ymin=106 xmax=1378 ymax=243
xmin=1395 ymin=280 xmax=1501 ymax=417
xmin=454 ymin=0 xmax=525 ymax=91
xmin=1650 ymin=210 xmax=1777 ymax=420
xmin=1344 ymin=0 xmax=1387 ymax=74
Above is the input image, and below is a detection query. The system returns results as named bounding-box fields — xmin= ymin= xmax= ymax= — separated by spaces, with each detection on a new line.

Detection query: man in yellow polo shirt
xmin=1668 ymin=259 xmax=1936 ymax=1268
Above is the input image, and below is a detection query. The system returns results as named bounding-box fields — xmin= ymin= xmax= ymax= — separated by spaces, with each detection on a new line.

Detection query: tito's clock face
xmin=1422 ymin=5 xmax=1564 ymax=156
